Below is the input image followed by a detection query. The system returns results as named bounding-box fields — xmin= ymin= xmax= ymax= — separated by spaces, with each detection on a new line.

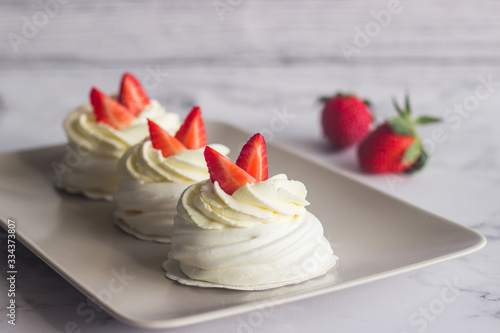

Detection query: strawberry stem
xmin=391 ymin=94 xmax=442 ymax=174
xmin=392 ymin=98 xmax=405 ymax=117
xmin=404 ymin=94 xmax=411 ymax=117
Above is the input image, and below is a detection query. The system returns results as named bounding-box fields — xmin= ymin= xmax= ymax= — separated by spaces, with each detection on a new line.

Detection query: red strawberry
xmin=175 ymin=106 xmax=207 ymax=149
xmin=148 ymin=119 xmax=186 ymax=158
xmin=236 ymin=133 xmax=268 ymax=181
xmin=90 ymin=87 xmax=135 ymax=130
xmin=357 ymin=95 xmax=440 ymax=174
xmin=118 ymin=73 xmax=150 ymax=116
xmin=321 ymin=93 xmax=372 ymax=149
xmin=204 ymin=146 xmax=257 ymax=195
xmin=358 ymin=124 xmax=417 ymax=173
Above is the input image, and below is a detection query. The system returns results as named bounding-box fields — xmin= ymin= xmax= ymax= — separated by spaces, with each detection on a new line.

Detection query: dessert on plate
xmin=163 ymin=133 xmax=338 ymax=290
xmin=113 ymin=107 xmax=229 ymax=243
xmin=56 ymin=73 xmax=180 ymax=200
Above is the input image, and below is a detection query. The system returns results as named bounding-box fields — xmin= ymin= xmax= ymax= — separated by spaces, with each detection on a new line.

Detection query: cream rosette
xmin=164 ymin=174 xmax=338 ymax=290
xmin=56 ymin=100 xmax=180 ymax=200
xmin=113 ymin=140 xmax=229 ymax=242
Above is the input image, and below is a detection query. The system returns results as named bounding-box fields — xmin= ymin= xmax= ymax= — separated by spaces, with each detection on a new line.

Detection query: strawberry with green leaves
xmin=204 ymin=133 xmax=268 ymax=195
xmin=357 ymin=95 xmax=440 ymax=174
xmin=321 ymin=93 xmax=373 ymax=149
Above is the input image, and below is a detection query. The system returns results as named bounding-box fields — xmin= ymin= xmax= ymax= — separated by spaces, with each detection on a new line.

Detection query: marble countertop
xmin=1 ymin=1 xmax=499 ymax=332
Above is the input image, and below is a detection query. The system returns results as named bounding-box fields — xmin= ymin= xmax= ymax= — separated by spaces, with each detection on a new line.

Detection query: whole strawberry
xmin=321 ymin=93 xmax=372 ymax=149
xmin=357 ymin=96 xmax=440 ymax=174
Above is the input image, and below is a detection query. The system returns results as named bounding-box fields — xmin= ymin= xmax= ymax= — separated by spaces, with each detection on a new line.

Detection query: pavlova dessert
xmin=163 ymin=133 xmax=338 ymax=290
xmin=56 ymin=73 xmax=180 ymax=200
xmin=113 ymin=107 xmax=229 ymax=243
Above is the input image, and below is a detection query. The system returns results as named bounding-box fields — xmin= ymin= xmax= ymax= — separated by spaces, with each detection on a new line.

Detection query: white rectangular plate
xmin=0 ymin=121 xmax=486 ymax=329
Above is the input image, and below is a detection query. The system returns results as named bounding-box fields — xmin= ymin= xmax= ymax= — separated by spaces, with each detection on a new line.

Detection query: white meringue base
xmin=162 ymin=257 xmax=338 ymax=291
xmin=166 ymin=180 xmax=339 ymax=290
xmin=114 ymin=217 xmax=171 ymax=243
xmin=113 ymin=180 xmax=189 ymax=243
xmin=55 ymin=147 xmax=119 ymax=201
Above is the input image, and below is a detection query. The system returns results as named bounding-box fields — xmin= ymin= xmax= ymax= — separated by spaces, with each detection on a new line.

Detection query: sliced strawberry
xmin=118 ymin=73 xmax=150 ymax=116
xmin=175 ymin=106 xmax=207 ymax=149
xmin=148 ymin=119 xmax=186 ymax=158
xmin=236 ymin=133 xmax=268 ymax=181
xmin=90 ymin=87 xmax=134 ymax=130
xmin=204 ymin=146 xmax=256 ymax=195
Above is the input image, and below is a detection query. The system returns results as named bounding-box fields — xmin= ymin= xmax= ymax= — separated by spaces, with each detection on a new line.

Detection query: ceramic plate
xmin=0 ymin=121 xmax=486 ymax=329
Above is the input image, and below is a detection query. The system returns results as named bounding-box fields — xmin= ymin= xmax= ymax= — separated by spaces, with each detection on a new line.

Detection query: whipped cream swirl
xmin=64 ymin=100 xmax=180 ymax=159
xmin=117 ymin=141 xmax=230 ymax=184
xmin=166 ymin=174 xmax=338 ymax=289
xmin=113 ymin=141 xmax=230 ymax=242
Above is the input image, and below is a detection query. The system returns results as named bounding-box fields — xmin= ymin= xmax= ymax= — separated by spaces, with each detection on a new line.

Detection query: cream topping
xmin=168 ymin=176 xmax=338 ymax=287
xmin=63 ymin=100 xmax=180 ymax=159
xmin=182 ymin=174 xmax=310 ymax=229
xmin=117 ymin=141 xmax=230 ymax=184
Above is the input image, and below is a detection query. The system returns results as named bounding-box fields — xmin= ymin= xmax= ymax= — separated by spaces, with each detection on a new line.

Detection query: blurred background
xmin=2 ymin=1 xmax=499 ymax=155
xmin=1 ymin=1 xmax=499 ymax=332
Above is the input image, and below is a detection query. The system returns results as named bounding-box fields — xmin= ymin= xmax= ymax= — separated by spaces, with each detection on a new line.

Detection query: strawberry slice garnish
xmin=236 ymin=133 xmax=268 ymax=181
xmin=118 ymin=73 xmax=150 ymax=116
xmin=204 ymin=146 xmax=257 ymax=195
xmin=148 ymin=119 xmax=186 ymax=158
xmin=90 ymin=87 xmax=135 ymax=130
xmin=175 ymin=106 xmax=207 ymax=149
